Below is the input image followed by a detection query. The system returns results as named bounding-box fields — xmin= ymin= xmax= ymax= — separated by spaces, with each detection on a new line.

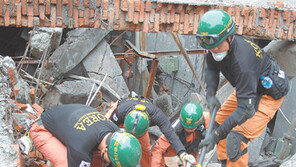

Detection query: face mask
xmin=210 ymin=51 xmax=228 ymax=61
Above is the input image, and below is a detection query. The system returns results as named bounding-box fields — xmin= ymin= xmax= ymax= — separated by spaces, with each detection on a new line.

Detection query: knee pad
xmin=226 ymin=131 xmax=249 ymax=162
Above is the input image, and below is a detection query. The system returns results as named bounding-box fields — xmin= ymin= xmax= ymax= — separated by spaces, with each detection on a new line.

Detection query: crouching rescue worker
xmin=105 ymin=97 xmax=196 ymax=167
xmin=196 ymin=9 xmax=289 ymax=167
xmin=151 ymin=102 xmax=210 ymax=166
xmin=29 ymin=104 xmax=142 ymax=167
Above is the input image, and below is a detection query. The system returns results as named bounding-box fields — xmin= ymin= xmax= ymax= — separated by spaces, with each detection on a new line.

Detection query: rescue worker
xmin=105 ymin=97 xmax=196 ymax=167
xmin=196 ymin=9 xmax=289 ymax=167
xmin=29 ymin=104 xmax=142 ymax=167
xmin=151 ymin=102 xmax=210 ymax=166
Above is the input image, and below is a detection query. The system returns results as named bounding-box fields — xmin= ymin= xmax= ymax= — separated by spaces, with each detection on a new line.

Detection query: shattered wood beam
xmin=1 ymin=0 xmax=296 ymax=40
xmin=144 ymin=58 xmax=159 ymax=98
xmin=125 ymin=40 xmax=156 ymax=59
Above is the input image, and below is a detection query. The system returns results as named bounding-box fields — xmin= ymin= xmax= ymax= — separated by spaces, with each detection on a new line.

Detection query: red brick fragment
xmin=32 ymin=103 xmax=44 ymax=117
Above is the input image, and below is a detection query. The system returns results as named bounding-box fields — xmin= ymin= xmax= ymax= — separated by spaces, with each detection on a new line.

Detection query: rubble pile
xmin=0 ymin=27 xmax=295 ymax=167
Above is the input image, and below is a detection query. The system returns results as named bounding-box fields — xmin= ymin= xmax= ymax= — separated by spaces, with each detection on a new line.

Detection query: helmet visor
xmin=196 ymin=21 xmax=235 ymax=48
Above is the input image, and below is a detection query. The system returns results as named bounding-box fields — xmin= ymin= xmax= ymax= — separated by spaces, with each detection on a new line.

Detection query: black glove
xmin=199 ymin=130 xmax=220 ymax=152
xmin=206 ymin=95 xmax=221 ymax=112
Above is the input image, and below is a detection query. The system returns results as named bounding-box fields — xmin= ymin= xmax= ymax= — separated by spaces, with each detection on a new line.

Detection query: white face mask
xmin=210 ymin=51 xmax=228 ymax=61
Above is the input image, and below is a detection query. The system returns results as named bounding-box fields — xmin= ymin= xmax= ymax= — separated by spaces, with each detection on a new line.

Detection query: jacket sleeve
xmin=151 ymin=135 xmax=171 ymax=166
xmin=205 ymin=53 xmax=220 ymax=96
xmin=148 ymin=104 xmax=186 ymax=156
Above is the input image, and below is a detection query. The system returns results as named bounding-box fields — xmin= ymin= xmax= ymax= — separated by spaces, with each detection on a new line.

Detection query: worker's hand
xmin=206 ymin=95 xmax=221 ymax=112
xmin=179 ymin=152 xmax=196 ymax=165
xmin=199 ymin=131 xmax=219 ymax=152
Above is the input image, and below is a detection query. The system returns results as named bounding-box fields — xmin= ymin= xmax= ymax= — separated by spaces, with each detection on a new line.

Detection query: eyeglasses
xmin=196 ymin=21 xmax=235 ymax=47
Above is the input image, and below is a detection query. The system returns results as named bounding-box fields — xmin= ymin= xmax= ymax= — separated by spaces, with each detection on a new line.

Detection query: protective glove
xmin=206 ymin=95 xmax=221 ymax=112
xmin=199 ymin=130 xmax=220 ymax=152
xmin=179 ymin=152 xmax=196 ymax=165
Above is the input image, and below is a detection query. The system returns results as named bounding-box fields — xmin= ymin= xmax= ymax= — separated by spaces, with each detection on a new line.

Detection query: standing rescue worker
xmin=196 ymin=9 xmax=289 ymax=167
xmin=30 ymin=104 xmax=142 ymax=167
xmin=151 ymin=102 xmax=210 ymax=166
xmin=105 ymin=97 xmax=196 ymax=167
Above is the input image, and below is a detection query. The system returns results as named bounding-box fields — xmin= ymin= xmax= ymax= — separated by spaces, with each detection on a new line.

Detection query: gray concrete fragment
xmin=153 ymin=93 xmax=173 ymax=117
xmin=30 ymin=28 xmax=63 ymax=59
xmin=264 ymin=40 xmax=296 ymax=77
xmin=41 ymin=29 xmax=109 ymax=80
xmin=41 ymin=80 xmax=103 ymax=109
xmin=280 ymin=153 xmax=296 ymax=167
xmin=216 ymin=82 xmax=235 ymax=104
xmin=82 ymin=39 xmax=129 ymax=99
xmin=12 ymin=113 xmax=34 ymax=131
xmin=248 ymin=128 xmax=267 ymax=165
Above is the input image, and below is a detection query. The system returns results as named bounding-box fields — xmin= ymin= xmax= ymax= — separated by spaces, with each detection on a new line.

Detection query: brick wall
xmin=1 ymin=0 xmax=296 ymax=40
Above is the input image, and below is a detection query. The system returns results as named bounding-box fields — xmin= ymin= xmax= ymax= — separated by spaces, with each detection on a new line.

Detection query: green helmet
xmin=180 ymin=102 xmax=203 ymax=129
xmin=124 ymin=104 xmax=150 ymax=138
xmin=196 ymin=9 xmax=235 ymax=49
xmin=108 ymin=131 xmax=142 ymax=167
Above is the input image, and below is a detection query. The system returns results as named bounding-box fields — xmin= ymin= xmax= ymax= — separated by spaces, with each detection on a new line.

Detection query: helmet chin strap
xmin=226 ymin=34 xmax=234 ymax=46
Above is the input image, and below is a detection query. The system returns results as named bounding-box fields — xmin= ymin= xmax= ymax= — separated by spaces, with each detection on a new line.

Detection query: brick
xmin=186 ymin=5 xmax=192 ymax=14
xmin=274 ymin=10 xmax=280 ymax=28
xmin=135 ymin=22 xmax=142 ymax=31
xmin=177 ymin=4 xmax=183 ymax=13
xmin=189 ymin=10 xmax=194 ymax=24
xmin=166 ymin=12 xmax=170 ymax=24
xmin=260 ymin=8 xmax=265 ymax=18
xmin=50 ymin=6 xmax=56 ymax=27
xmin=13 ymin=144 xmax=25 ymax=167
xmin=166 ymin=24 xmax=172 ymax=33
xmin=74 ymin=0 xmax=79 ymax=6
xmin=238 ymin=15 xmax=244 ymax=35
xmin=39 ymin=5 xmax=45 ymax=20
xmin=62 ymin=0 xmax=68 ymax=5
xmin=10 ymin=17 xmax=16 ymax=26
xmin=113 ymin=20 xmax=119 ymax=30
xmin=94 ymin=12 xmax=100 ymax=28
xmin=133 ymin=12 xmax=139 ymax=24
xmin=57 ymin=0 xmax=62 ymax=16
xmin=27 ymin=113 xmax=37 ymax=120
xmin=45 ymin=0 xmax=51 ymax=15
xmin=85 ymin=8 xmax=89 ymax=25
xmin=39 ymin=0 xmax=45 ymax=3
xmin=293 ymin=11 xmax=296 ymax=21
xmin=114 ymin=0 xmax=120 ymax=19
xmin=8 ymin=67 xmax=16 ymax=85
xmin=0 ymin=17 xmax=3 ymax=26
xmin=68 ymin=0 xmax=73 ymax=16
xmin=13 ymin=123 xmax=24 ymax=132
xmin=154 ymin=13 xmax=159 ymax=32
xmin=79 ymin=18 xmax=84 ymax=27
xmin=79 ymin=10 xmax=84 ymax=18
xmin=121 ymin=0 xmax=128 ymax=11
xmin=33 ymin=0 xmax=39 ymax=16
xmin=139 ymin=1 xmax=145 ymax=22
xmin=167 ymin=4 xmax=173 ymax=12
xmin=184 ymin=14 xmax=189 ymax=34
xmin=32 ymin=103 xmax=44 ymax=117
xmin=119 ymin=11 xmax=125 ymax=30
xmin=180 ymin=10 xmax=185 ymax=23
xmin=4 ymin=5 xmax=10 ymax=26
xmin=173 ymin=14 xmax=179 ymax=32
xmin=85 ymin=0 xmax=90 ymax=7
xmin=96 ymin=0 xmax=101 ymax=7
xmin=52 ymin=0 xmax=57 ymax=4
xmin=16 ymin=102 xmax=27 ymax=110
xmin=11 ymin=0 xmax=15 ymax=17
xmin=150 ymin=9 xmax=155 ymax=22
xmin=145 ymin=1 xmax=151 ymax=12
xmin=178 ymin=23 xmax=184 ymax=34
xmin=30 ymin=88 xmax=35 ymax=103
xmin=269 ymin=9 xmax=275 ymax=27
xmin=135 ymin=1 xmax=141 ymax=12
xmin=109 ymin=9 xmax=114 ymax=27
xmin=156 ymin=3 xmax=162 ymax=13
xmin=284 ymin=10 xmax=291 ymax=27
xmin=235 ymin=6 xmax=240 ymax=24
xmin=130 ymin=23 xmax=136 ymax=31
xmin=252 ymin=7 xmax=257 ymax=26
xmin=193 ymin=14 xmax=198 ymax=34
xmin=159 ymin=24 xmax=165 ymax=32
xmin=90 ymin=9 xmax=94 ymax=18
xmin=148 ymin=22 xmax=153 ymax=32
xmin=21 ymin=16 xmax=27 ymax=26
xmin=21 ymin=0 xmax=27 ymax=15
xmin=160 ymin=7 xmax=165 ymax=23
xmin=288 ymin=23 xmax=293 ymax=39
xmin=143 ymin=12 xmax=149 ymax=32
xmin=0 ymin=0 xmax=3 ymax=16
xmin=247 ymin=7 xmax=254 ymax=29
xmin=170 ymin=6 xmax=175 ymax=23
xmin=16 ymin=5 xmax=21 ymax=27
xmin=227 ymin=6 xmax=235 ymax=17
xmin=128 ymin=0 xmax=134 ymax=22
xmin=4 ymin=0 xmax=8 ymax=4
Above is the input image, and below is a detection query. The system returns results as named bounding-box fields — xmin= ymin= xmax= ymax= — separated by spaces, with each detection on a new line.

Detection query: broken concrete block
xmin=153 ymin=93 xmax=173 ymax=117
xmin=41 ymin=80 xmax=103 ymax=109
xmin=41 ymin=29 xmax=109 ymax=81
xmin=248 ymin=128 xmax=267 ymax=166
xmin=264 ymin=40 xmax=296 ymax=77
xmin=280 ymin=153 xmax=296 ymax=167
xmin=29 ymin=28 xmax=63 ymax=59
xmin=216 ymin=82 xmax=235 ymax=104
xmin=82 ymin=39 xmax=130 ymax=98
